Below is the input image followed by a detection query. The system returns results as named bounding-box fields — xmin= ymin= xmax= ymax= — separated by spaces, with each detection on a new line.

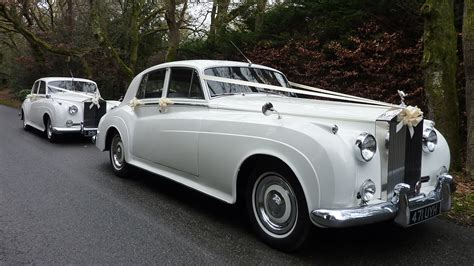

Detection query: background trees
xmin=0 ymin=0 xmax=472 ymax=174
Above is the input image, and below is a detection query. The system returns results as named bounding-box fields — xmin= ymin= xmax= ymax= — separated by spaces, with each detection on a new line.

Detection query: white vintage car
xmin=95 ymin=60 xmax=453 ymax=251
xmin=20 ymin=77 xmax=120 ymax=142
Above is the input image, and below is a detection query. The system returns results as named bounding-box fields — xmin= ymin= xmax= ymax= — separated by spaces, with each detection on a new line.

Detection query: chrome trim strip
xmin=310 ymin=174 xmax=452 ymax=228
xmin=142 ymin=102 xmax=208 ymax=107
xmin=52 ymin=127 xmax=81 ymax=133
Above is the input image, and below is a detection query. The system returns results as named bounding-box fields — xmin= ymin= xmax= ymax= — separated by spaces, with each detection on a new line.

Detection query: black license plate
xmin=409 ymin=201 xmax=441 ymax=225
xmin=83 ymin=130 xmax=97 ymax=137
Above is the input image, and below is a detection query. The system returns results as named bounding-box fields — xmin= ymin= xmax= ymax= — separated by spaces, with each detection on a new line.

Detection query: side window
xmin=167 ymin=68 xmax=204 ymax=99
xmin=38 ymin=81 xmax=46 ymax=95
xmin=32 ymin=81 xmax=39 ymax=94
xmin=136 ymin=69 xmax=166 ymax=99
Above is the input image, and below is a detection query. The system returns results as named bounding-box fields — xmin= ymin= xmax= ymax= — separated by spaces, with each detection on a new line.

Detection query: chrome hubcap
xmin=47 ymin=120 xmax=52 ymax=138
xmin=253 ymin=173 xmax=297 ymax=236
xmin=111 ymin=136 xmax=124 ymax=170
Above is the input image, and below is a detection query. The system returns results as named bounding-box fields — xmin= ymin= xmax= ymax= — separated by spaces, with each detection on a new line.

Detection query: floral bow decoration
xmin=87 ymin=92 xmax=103 ymax=109
xmin=397 ymin=105 xmax=423 ymax=138
xmin=128 ymin=97 xmax=143 ymax=110
xmin=158 ymin=97 xmax=174 ymax=112
xmin=26 ymin=94 xmax=37 ymax=101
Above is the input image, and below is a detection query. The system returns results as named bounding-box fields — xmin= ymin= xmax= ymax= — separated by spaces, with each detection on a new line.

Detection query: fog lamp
xmin=359 ymin=179 xmax=376 ymax=205
xmin=66 ymin=120 xmax=73 ymax=127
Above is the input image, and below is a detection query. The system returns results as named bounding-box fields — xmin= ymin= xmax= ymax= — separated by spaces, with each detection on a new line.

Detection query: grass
xmin=445 ymin=173 xmax=474 ymax=226
xmin=0 ymin=98 xmax=21 ymax=108
xmin=0 ymin=87 xmax=21 ymax=108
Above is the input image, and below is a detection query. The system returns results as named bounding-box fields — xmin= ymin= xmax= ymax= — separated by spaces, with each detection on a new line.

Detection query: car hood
xmin=209 ymin=94 xmax=395 ymax=122
xmin=52 ymin=93 xmax=96 ymax=104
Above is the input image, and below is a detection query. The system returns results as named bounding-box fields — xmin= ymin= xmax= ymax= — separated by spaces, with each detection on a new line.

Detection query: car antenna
xmin=230 ymin=40 xmax=252 ymax=67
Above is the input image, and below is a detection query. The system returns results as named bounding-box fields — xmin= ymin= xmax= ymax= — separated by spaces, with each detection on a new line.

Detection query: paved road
xmin=0 ymin=105 xmax=473 ymax=264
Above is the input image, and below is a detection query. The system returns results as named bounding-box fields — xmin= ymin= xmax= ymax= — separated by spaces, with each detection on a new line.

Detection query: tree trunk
xmin=208 ymin=0 xmax=230 ymax=45
xmin=465 ymin=0 xmax=474 ymax=178
xmin=421 ymin=0 xmax=461 ymax=170
xmin=165 ymin=0 xmax=178 ymax=62
xmin=255 ymin=0 xmax=266 ymax=32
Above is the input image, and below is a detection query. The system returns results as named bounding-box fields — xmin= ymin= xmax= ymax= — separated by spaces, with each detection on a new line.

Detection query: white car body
xmin=21 ymin=77 xmax=120 ymax=140
xmin=96 ymin=60 xmax=453 ymax=250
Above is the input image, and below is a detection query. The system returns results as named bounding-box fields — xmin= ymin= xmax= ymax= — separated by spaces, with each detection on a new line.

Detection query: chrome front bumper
xmin=311 ymin=174 xmax=453 ymax=228
xmin=53 ymin=122 xmax=98 ymax=136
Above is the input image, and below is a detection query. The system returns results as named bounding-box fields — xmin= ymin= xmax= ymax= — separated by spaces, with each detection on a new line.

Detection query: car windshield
xmin=48 ymin=80 xmax=97 ymax=94
xmin=204 ymin=67 xmax=290 ymax=97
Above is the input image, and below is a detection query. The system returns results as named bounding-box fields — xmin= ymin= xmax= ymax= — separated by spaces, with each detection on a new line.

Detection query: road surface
xmin=0 ymin=105 xmax=473 ymax=264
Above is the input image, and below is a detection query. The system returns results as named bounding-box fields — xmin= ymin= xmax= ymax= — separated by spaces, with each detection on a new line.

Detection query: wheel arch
xmin=235 ymin=152 xmax=320 ymax=213
xmin=104 ymin=126 xmax=121 ymax=151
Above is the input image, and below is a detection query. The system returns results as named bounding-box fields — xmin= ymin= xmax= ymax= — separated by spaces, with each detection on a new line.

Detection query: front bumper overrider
xmin=310 ymin=174 xmax=453 ymax=228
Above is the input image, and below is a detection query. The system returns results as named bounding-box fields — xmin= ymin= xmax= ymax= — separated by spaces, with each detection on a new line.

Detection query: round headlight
xmin=355 ymin=132 xmax=377 ymax=162
xmin=68 ymin=105 xmax=78 ymax=115
xmin=422 ymin=128 xmax=437 ymax=153
xmin=359 ymin=179 xmax=376 ymax=204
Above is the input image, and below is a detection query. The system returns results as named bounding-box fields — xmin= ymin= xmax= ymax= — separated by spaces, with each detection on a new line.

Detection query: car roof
xmin=144 ymin=60 xmax=282 ymax=73
xmin=38 ymin=77 xmax=96 ymax=84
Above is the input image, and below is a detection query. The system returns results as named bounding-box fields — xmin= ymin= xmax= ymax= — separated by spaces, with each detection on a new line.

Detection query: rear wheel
xmin=45 ymin=117 xmax=57 ymax=142
xmin=109 ymin=133 xmax=132 ymax=177
xmin=246 ymin=162 xmax=312 ymax=252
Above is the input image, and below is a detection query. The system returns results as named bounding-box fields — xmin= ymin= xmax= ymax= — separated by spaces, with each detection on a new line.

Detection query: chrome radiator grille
xmin=376 ymin=110 xmax=423 ymax=199
xmin=83 ymin=100 xmax=106 ymax=128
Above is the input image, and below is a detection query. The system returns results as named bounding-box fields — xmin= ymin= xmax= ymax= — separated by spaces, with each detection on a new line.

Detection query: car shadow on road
xmin=23 ymin=127 xmax=93 ymax=145
xmin=98 ymin=164 xmax=447 ymax=261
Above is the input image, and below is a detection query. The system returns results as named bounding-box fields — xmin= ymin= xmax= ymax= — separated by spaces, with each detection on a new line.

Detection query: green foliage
xmin=15 ymin=89 xmax=31 ymax=100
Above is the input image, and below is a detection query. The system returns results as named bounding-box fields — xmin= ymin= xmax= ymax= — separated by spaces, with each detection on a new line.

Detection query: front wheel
xmin=109 ymin=133 xmax=132 ymax=177
xmin=246 ymin=164 xmax=312 ymax=252
xmin=21 ymin=110 xmax=29 ymax=131
xmin=45 ymin=117 xmax=57 ymax=142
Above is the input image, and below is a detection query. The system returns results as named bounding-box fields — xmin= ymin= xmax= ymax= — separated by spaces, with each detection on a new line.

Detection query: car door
xmin=22 ymin=81 xmax=38 ymax=126
xmin=29 ymin=81 xmax=45 ymax=128
xmin=132 ymin=67 xmax=207 ymax=177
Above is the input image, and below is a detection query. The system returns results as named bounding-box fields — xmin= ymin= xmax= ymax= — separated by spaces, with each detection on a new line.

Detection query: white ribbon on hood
xmin=47 ymin=85 xmax=103 ymax=109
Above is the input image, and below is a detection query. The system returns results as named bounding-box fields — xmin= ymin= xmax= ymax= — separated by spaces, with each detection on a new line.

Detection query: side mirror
xmin=261 ymin=102 xmax=281 ymax=119
xmin=45 ymin=94 xmax=51 ymax=99
xmin=262 ymin=102 xmax=274 ymax=116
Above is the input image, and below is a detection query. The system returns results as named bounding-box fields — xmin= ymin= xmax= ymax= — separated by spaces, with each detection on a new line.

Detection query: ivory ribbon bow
xmin=86 ymin=92 xmax=103 ymax=109
xmin=158 ymin=98 xmax=174 ymax=112
xmin=128 ymin=97 xmax=143 ymax=110
xmin=26 ymin=94 xmax=37 ymax=101
xmin=397 ymin=105 xmax=423 ymax=138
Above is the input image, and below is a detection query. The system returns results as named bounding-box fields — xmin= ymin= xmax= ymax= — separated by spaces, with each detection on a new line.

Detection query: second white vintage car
xmin=20 ymin=77 xmax=120 ymax=142
xmin=95 ymin=60 xmax=453 ymax=251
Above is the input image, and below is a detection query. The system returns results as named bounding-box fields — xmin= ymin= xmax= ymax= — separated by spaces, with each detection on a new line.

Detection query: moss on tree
xmin=421 ymin=0 xmax=461 ymax=170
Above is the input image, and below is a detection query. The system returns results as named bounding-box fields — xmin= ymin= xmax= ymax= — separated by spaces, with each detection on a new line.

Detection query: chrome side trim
xmin=52 ymin=127 xmax=81 ymax=133
xmin=310 ymin=174 xmax=452 ymax=228
xmin=142 ymin=102 xmax=208 ymax=107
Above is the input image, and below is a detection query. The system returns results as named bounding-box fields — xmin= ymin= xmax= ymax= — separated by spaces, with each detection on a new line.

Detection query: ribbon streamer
xmin=202 ymin=75 xmax=399 ymax=108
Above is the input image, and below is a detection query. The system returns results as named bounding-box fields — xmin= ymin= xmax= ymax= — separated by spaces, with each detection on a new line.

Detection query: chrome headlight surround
xmin=68 ymin=105 xmax=78 ymax=115
xmin=354 ymin=132 xmax=377 ymax=162
xmin=422 ymin=128 xmax=437 ymax=153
